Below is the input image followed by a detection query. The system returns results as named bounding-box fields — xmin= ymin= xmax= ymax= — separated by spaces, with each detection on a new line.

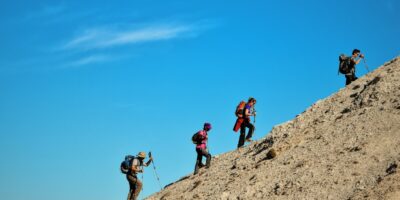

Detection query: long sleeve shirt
xmin=195 ymin=130 xmax=208 ymax=149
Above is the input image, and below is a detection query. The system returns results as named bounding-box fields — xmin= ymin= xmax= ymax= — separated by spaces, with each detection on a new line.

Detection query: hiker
xmin=126 ymin=152 xmax=152 ymax=200
xmin=237 ymin=97 xmax=256 ymax=148
xmin=341 ymin=49 xmax=365 ymax=85
xmin=233 ymin=101 xmax=246 ymax=133
xmin=193 ymin=123 xmax=212 ymax=175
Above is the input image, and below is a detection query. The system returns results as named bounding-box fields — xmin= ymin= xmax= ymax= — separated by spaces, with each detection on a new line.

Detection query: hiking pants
xmin=238 ymin=120 xmax=255 ymax=148
xmin=345 ymin=73 xmax=358 ymax=85
xmin=127 ymin=174 xmax=142 ymax=200
xmin=194 ymin=148 xmax=211 ymax=175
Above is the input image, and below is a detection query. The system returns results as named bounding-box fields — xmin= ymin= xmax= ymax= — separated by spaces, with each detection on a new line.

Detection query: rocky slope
xmin=147 ymin=56 xmax=400 ymax=200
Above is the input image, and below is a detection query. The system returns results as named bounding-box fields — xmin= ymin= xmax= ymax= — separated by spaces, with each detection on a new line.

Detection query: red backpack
xmin=235 ymin=101 xmax=246 ymax=118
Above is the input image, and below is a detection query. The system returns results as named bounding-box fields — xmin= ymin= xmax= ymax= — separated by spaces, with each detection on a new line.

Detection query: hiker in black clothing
xmin=126 ymin=152 xmax=152 ymax=200
xmin=238 ymin=97 xmax=256 ymax=148
xmin=345 ymin=49 xmax=365 ymax=85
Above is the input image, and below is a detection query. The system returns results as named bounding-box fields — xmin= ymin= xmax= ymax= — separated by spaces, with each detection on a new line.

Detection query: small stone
xmin=386 ymin=163 xmax=397 ymax=175
xmin=266 ymin=149 xmax=277 ymax=160
xmin=341 ymin=108 xmax=351 ymax=114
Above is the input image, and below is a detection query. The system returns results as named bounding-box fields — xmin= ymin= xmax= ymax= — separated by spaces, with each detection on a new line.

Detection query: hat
xmin=204 ymin=122 xmax=212 ymax=130
xmin=137 ymin=152 xmax=146 ymax=158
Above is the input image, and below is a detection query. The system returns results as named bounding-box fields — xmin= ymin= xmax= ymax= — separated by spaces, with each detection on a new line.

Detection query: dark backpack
xmin=191 ymin=131 xmax=203 ymax=144
xmin=338 ymin=54 xmax=351 ymax=74
xmin=120 ymin=155 xmax=135 ymax=174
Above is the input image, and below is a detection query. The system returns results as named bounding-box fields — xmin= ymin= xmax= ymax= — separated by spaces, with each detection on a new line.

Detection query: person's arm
xmin=131 ymin=165 xmax=142 ymax=173
xmin=245 ymin=108 xmax=250 ymax=117
xmin=131 ymin=160 xmax=143 ymax=173
xmin=203 ymin=131 xmax=208 ymax=140
xmin=353 ymin=54 xmax=364 ymax=65
xmin=245 ymin=107 xmax=255 ymax=117
xmin=144 ymin=157 xmax=153 ymax=167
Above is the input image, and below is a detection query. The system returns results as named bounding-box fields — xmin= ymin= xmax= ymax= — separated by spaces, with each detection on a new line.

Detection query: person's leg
xmin=245 ymin=122 xmax=255 ymax=140
xmin=352 ymin=73 xmax=358 ymax=82
xmin=194 ymin=148 xmax=202 ymax=174
xmin=132 ymin=179 xmax=142 ymax=200
xmin=126 ymin=174 xmax=138 ymax=200
xmin=238 ymin=123 xmax=246 ymax=148
xmin=201 ymin=149 xmax=212 ymax=168
xmin=346 ymin=73 xmax=358 ymax=85
xmin=345 ymin=75 xmax=352 ymax=85
xmin=127 ymin=185 xmax=133 ymax=200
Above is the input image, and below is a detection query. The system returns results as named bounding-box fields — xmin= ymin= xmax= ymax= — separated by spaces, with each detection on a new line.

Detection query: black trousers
xmin=345 ymin=73 xmax=358 ymax=85
xmin=194 ymin=148 xmax=211 ymax=175
xmin=238 ymin=120 xmax=255 ymax=148
xmin=126 ymin=174 xmax=142 ymax=200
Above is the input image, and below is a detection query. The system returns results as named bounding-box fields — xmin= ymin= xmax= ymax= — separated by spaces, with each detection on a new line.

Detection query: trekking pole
xmin=141 ymin=171 xmax=144 ymax=191
xmin=149 ymin=152 xmax=163 ymax=190
xmin=252 ymin=106 xmax=256 ymax=124
xmin=252 ymin=106 xmax=256 ymax=135
xmin=363 ymin=58 xmax=370 ymax=73
xmin=207 ymin=139 xmax=211 ymax=158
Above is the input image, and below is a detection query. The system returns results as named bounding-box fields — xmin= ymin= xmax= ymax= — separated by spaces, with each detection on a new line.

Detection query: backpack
xmin=191 ymin=131 xmax=203 ymax=144
xmin=120 ymin=155 xmax=135 ymax=174
xmin=235 ymin=101 xmax=246 ymax=117
xmin=338 ymin=54 xmax=351 ymax=74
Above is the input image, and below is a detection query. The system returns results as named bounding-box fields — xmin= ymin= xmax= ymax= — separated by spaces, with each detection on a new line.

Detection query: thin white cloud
xmin=102 ymin=26 xmax=191 ymax=47
xmin=63 ymin=30 xmax=101 ymax=49
xmin=62 ymin=24 xmax=195 ymax=50
xmin=61 ymin=55 xmax=114 ymax=68
xmin=55 ymin=20 xmax=217 ymax=69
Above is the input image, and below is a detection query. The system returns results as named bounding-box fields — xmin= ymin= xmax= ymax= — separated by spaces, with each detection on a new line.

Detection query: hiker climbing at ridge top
xmin=339 ymin=49 xmax=365 ymax=85
xmin=123 ymin=152 xmax=152 ymax=200
xmin=192 ymin=122 xmax=212 ymax=175
xmin=236 ymin=97 xmax=256 ymax=148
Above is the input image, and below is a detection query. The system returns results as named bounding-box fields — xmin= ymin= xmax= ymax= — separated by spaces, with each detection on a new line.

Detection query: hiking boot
xmin=205 ymin=156 xmax=211 ymax=168
xmin=246 ymin=138 xmax=253 ymax=142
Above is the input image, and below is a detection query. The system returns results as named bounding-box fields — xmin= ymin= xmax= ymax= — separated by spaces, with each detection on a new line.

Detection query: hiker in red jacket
xmin=238 ymin=98 xmax=256 ymax=148
xmin=193 ymin=123 xmax=212 ymax=175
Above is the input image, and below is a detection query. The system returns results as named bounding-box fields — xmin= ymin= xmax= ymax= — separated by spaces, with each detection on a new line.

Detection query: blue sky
xmin=0 ymin=0 xmax=399 ymax=199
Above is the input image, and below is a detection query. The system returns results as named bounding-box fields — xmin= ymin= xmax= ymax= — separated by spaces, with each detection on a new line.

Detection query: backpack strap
xmin=130 ymin=158 xmax=143 ymax=172
xmin=132 ymin=158 xmax=141 ymax=167
xmin=242 ymin=104 xmax=249 ymax=118
xmin=199 ymin=130 xmax=207 ymax=144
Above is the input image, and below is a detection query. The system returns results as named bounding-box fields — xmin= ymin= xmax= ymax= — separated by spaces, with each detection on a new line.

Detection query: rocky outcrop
xmin=147 ymin=56 xmax=400 ymax=200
